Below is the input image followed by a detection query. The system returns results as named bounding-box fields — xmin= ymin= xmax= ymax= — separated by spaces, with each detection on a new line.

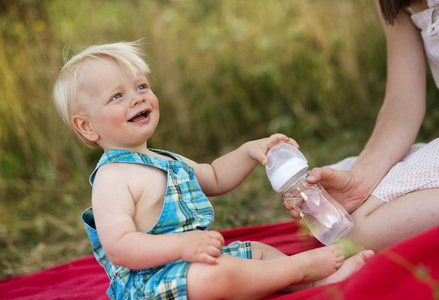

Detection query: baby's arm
xmin=91 ymin=164 xmax=224 ymax=269
xmin=183 ymin=133 xmax=298 ymax=196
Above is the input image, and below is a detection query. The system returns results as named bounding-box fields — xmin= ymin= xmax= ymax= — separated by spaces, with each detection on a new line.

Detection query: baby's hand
xmin=179 ymin=230 xmax=225 ymax=264
xmin=248 ymin=133 xmax=299 ymax=165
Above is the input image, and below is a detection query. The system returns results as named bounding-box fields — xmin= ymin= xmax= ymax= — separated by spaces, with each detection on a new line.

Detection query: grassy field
xmin=1 ymin=0 xmax=439 ymax=279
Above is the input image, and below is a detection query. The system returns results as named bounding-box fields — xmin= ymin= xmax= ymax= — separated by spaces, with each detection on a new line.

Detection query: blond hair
xmin=53 ymin=41 xmax=150 ymax=148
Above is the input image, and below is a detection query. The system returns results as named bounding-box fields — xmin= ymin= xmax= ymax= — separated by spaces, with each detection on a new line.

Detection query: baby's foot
xmin=314 ymin=249 xmax=374 ymax=286
xmin=292 ymin=244 xmax=346 ymax=283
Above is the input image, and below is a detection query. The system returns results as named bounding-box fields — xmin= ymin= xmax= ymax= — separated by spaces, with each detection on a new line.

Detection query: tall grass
xmin=1 ymin=0 xmax=438 ymax=279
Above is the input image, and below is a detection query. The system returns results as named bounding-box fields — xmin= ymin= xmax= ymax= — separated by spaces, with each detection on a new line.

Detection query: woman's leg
xmin=347 ymin=188 xmax=439 ymax=251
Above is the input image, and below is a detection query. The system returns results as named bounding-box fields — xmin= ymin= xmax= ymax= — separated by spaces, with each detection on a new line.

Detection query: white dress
xmin=329 ymin=1 xmax=439 ymax=202
xmin=410 ymin=0 xmax=439 ymax=87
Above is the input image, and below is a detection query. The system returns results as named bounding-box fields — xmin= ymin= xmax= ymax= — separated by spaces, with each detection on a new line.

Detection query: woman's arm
xmin=287 ymin=1 xmax=427 ymax=215
xmin=351 ymin=0 xmax=426 ymax=196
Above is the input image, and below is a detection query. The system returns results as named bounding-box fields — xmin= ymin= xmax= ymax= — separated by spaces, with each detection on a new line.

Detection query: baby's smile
xmin=129 ymin=110 xmax=150 ymax=123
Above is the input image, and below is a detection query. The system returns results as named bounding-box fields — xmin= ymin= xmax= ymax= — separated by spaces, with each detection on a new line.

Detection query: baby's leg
xmin=249 ymin=241 xmax=373 ymax=291
xmin=250 ymin=241 xmax=288 ymax=260
xmin=347 ymin=189 xmax=439 ymax=251
xmin=282 ymin=249 xmax=374 ymax=293
xmin=186 ymin=244 xmax=345 ymax=300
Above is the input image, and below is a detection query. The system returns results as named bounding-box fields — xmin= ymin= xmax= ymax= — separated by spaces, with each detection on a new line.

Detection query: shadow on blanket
xmin=1 ymin=221 xmax=438 ymax=300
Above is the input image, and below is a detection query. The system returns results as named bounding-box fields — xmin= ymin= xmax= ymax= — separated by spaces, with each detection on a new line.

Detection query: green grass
xmin=1 ymin=0 xmax=439 ymax=280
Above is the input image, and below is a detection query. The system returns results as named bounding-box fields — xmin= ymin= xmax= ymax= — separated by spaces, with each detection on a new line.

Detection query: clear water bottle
xmin=265 ymin=143 xmax=353 ymax=245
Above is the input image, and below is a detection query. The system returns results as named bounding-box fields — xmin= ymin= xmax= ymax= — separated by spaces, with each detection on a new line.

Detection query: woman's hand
xmin=283 ymin=167 xmax=370 ymax=220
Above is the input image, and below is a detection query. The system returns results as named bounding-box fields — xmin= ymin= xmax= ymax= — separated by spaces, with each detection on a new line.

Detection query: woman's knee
xmin=345 ymin=196 xmax=386 ymax=249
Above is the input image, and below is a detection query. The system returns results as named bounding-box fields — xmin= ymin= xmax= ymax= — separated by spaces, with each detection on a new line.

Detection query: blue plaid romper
xmin=82 ymin=149 xmax=252 ymax=299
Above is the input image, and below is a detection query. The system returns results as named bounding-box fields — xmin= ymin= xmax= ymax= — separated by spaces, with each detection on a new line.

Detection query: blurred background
xmin=1 ymin=0 xmax=438 ymax=279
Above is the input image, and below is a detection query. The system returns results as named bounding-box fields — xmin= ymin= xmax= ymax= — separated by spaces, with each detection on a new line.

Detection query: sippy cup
xmin=265 ymin=143 xmax=353 ymax=245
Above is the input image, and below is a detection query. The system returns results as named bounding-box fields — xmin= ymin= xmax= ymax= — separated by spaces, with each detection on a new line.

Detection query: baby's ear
xmin=72 ymin=114 xmax=99 ymax=143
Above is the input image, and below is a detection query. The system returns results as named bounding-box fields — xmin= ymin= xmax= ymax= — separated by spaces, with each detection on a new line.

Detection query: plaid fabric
xmin=89 ymin=149 xmax=215 ymax=234
xmin=82 ymin=149 xmax=251 ymax=299
xmin=221 ymin=240 xmax=252 ymax=258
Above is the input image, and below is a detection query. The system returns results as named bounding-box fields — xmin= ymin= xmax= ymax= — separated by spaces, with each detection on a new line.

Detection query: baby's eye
xmin=112 ymin=93 xmax=122 ymax=101
xmin=138 ymin=84 xmax=149 ymax=91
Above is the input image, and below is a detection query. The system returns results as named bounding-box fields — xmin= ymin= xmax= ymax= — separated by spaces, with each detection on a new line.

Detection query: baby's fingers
xmin=197 ymin=252 xmax=220 ymax=265
xmin=208 ymin=230 xmax=225 ymax=247
xmin=267 ymin=134 xmax=299 ymax=149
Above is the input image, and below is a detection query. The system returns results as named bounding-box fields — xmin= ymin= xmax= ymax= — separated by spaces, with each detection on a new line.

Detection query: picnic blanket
xmin=1 ymin=221 xmax=439 ymax=300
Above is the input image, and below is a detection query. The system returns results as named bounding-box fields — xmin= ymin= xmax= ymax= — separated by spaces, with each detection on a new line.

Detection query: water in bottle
xmin=265 ymin=143 xmax=353 ymax=245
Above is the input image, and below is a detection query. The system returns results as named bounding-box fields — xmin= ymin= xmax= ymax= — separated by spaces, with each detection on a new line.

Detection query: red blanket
xmin=1 ymin=221 xmax=438 ymax=300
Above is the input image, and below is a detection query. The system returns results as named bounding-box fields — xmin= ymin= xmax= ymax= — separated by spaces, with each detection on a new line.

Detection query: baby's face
xmin=75 ymin=58 xmax=160 ymax=151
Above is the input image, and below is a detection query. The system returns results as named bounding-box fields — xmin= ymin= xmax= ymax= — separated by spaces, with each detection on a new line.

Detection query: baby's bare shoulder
xmin=96 ymin=162 xmax=164 ymax=180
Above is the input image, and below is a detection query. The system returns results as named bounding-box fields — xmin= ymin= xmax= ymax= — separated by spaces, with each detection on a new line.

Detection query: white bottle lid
xmin=266 ymin=144 xmax=309 ymax=193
